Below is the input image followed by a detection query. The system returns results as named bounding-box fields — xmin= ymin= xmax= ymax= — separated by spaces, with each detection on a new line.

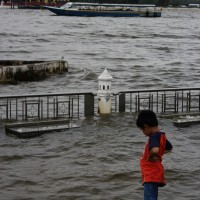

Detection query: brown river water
xmin=0 ymin=7 xmax=200 ymax=200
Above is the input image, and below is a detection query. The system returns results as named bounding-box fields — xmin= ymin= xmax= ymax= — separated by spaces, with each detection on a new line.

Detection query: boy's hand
xmin=147 ymin=155 xmax=159 ymax=162
xmin=147 ymin=147 xmax=159 ymax=162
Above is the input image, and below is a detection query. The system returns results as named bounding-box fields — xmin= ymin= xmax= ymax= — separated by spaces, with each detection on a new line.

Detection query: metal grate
xmin=0 ymin=92 xmax=95 ymax=121
xmin=1 ymin=88 xmax=200 ymax=122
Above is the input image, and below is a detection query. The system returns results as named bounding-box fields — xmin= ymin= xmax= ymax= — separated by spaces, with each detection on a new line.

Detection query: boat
xmin=44 ymin=2 xmax=162 ymax=17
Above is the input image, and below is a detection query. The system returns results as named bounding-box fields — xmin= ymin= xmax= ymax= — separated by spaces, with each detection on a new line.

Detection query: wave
xmin=35 ymin=38 xmax=51 ymax=42
xmin=101 ymin=171 xmax=134 ymax=182
xmin=0 ymin=155 xmax=26 ymax=161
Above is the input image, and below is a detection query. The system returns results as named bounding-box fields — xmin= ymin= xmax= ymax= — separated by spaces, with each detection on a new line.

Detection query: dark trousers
xmin=144 ymin=183 xmax=158 ymax=200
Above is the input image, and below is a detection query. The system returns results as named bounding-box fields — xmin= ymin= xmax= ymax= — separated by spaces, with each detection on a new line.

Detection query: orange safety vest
xmin=140 ymin=132 xmax=167 ymax=187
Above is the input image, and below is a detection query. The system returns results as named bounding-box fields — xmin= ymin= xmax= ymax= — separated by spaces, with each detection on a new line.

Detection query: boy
xmin=136 ymin=110 xmax=173 ymax=200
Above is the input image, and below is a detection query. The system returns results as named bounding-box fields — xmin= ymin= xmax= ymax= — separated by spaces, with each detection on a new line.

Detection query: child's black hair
xmin=136 ymin=110 xmax=158 ymax=129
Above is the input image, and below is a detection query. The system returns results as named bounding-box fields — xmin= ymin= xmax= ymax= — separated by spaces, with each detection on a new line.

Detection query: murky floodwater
xmin=0 ymin=7 xmax=200 ymax=200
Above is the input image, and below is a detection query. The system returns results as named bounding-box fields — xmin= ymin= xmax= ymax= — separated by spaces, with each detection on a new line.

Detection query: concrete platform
xmin=5 ymin=119 xmax=79 ymax=138
xmin=0 ymin=60 xmax=68 ymax=83
xmin=173 ymin=114 xmax=200 ymax=127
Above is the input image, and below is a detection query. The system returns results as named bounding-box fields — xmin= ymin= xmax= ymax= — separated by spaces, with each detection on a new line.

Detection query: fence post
xmin=119 ymin=93 xmax=125 ymax=112
xmin=84 ymin=94 xmax=94 ymax=116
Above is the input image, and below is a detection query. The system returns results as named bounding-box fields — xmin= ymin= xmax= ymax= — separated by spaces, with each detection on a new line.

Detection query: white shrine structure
xmin=97 ymin=68 xmax=113 ymax=114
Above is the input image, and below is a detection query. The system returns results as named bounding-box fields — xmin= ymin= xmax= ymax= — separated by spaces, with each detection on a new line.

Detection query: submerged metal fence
xmin=0 ymin=92 xmax=95 ymax=121
xmin=0 ymin=87 xmax=200 ymax=121
xmin=113 ymin=87 xmax=200 ymax=114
